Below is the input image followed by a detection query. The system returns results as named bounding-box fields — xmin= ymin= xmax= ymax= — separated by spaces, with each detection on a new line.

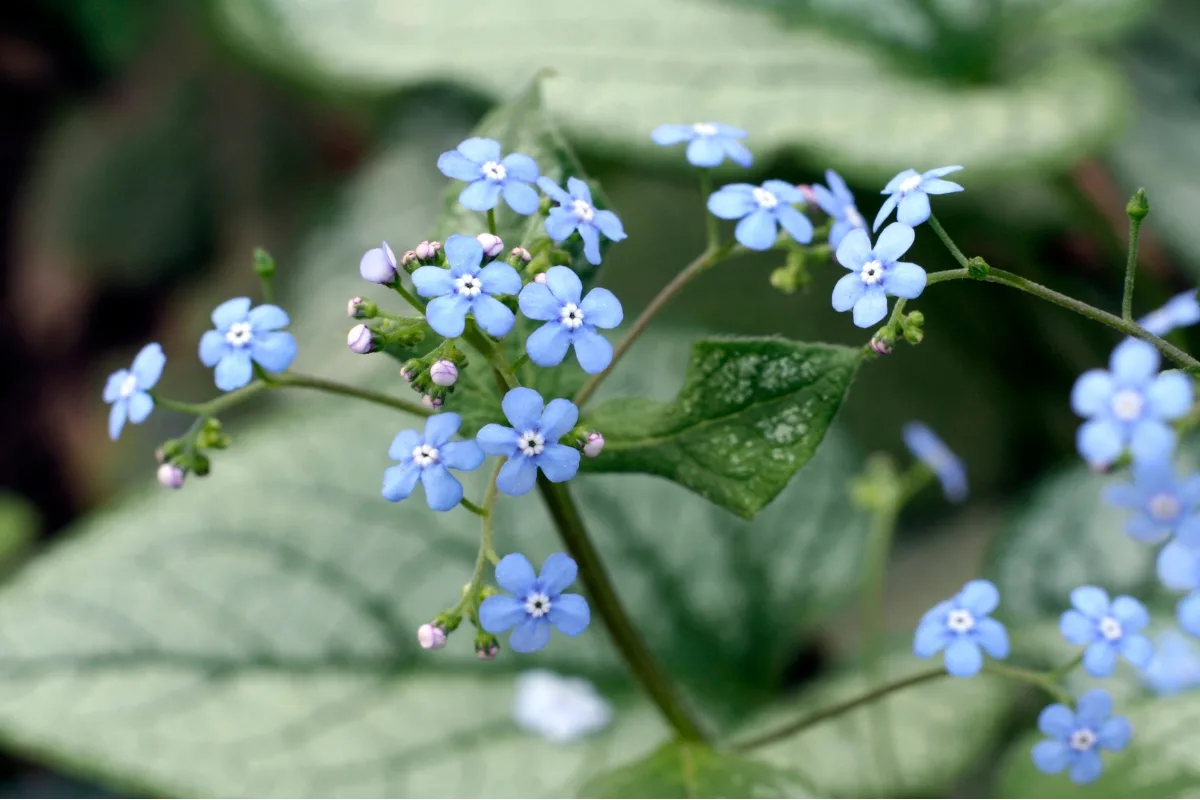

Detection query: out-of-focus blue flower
xmin=873 ymin=165 xmax=963 ymax=231
xmin=537 ymin=177 xmax=626 ymax=266
xmin=1059 ymin=585 xmax=1153 ymax=677
xmin=518 ymin=266 xmax=622 ymax=374
xmin=1141 ymin=630 xmax=1200 ymax=695
xmin=479 ymin=552 xmax=590 ymax=653
xmin=512 ymin=669 xmax=613 ymax=743
xmin=411 ymin=234 xmax=522 ymax=339
xmin=650 ymin=122 xmax=752 ymax=168
xmin=1139 ymin=290 xmax=1200 ymax=337
xmin=913 ymin=579 xmax=1009 ymax=677
xmin=812 ymin=169 xmax=867 ymax=248
xmin=707 ymin=180 xmax=812 ymax=251
xmin=1156 ymin=540 xmax=1200 ymax=637
xmin=832 ymin=223 xmax=926 ymax=328
xmin=476 ymin=388 xmax=581 ymax=496
xmin=1102 ymin=459 xmax=1200 ymax=544
xmin=1070 ymin=338 xmax=1191 ymax=468
xmin=381 ymin=413 xmax=484 ymax=512
xmin=103 ymin=343 xmax=165 ymax=441
xmin=1031 ymin=689 xmax=1130 ymax=785
xmin=902 ymin=421 xmax=967 ymax=502
xmin=199 ymin=298 xmax=297 ymax=391
xmin=437 ymin=137 xmax=540 ymax=215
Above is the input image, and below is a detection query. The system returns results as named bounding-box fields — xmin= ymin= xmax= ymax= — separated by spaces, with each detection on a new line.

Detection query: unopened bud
xmin=583 ymin=432 xmax=605 ymax=458
xmin=1126 ymin=188 xmax=1149 ymax=222
xmin=417 ymin=623 xmax=447 ymax=650
xmin=476 ymin=641 xmax=500 ymax=660
xmin=422 ymin=394 xmax=444 ymax=409
xmin=154 ymin=447 xmax=166 ymax=464
xmin=966 ymin=256 xmax=990 ymax=280
xmin=347 ymin=296 xmax=377 ymax=319
xmin=511 ymin=247 xmax=531 ymax=263
xmin=157 ymin=462 xmax=185 ymax=489
xmin=905 ymin=310 xmax=925 ymax=327
xmin=533 ymin=272 xmax=547 ymax=284
xmin=477 ymin=233 xmax=504 ymax=258
xmin=430 ymin=359 xmax=458 ymax=387
xmin=401 ymin=250 xmax=418 ymax=266
xmin=415 ymin=240 xmax=441 ymax=261
xmin=400 ymin=368 xmax=414 ymax=381
xmin=253 ymin=248 xmax=276 ymax=280
xmin=347 ymin=324 xmax=377 ymax=354
xmin=797 ymin=184 xmax=818 ymax=206
xmin=360 ymin=241 xmax=398 ymax=284
xmin=869 ymin=336 xmax=893 ymax=356
xmin=903 ymin=326 xmax=924 ymax=345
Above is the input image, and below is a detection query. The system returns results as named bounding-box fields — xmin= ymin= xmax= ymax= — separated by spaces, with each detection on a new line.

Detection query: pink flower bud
xmin=417 ymin=623 xmax=447 ymax=650
xmin=533 ymin=273 xmax=547 ymax=284
xmin=421 ymin=394 xmax=444 ymax=409
xmin=797 ymin=184 xmax=818 ymax=206
xmin=430 ymin=359 xmax=458 ymax=387
xmin=477 ymin=233 xmax=504 ymax=258
xmin=583 ymin=432 xmax=605 ymax=458
xmin=400 ymin=368 xmax=414 ymax=381
xmin=511 ymin=247 xmax=532 ymax=263
xmin=869 ymin=337 xmax=893 ymax=356
xmin=347 ymin=324 xmax=375 ymax=354
xmin=348 ymin=297 xmax=362 ymax=317
xmin=401 ymin=250 xmax=418 ymax=266
xmin=476 ymin=641 xmax=500 ymax=660
xmin=157 ymin=463 xmax=185 ymax=490
xmin=415 ymin=241 xmax=436 ymax=260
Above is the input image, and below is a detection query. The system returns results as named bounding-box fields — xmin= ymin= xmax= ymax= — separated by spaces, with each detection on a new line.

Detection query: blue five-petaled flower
xmin=103 ymin=343 xmax=166 ymax=441
xmin=199 ymin=298 xmax=298 ymax=391
xmin=412 ymin=234 xmax=522 ymax=339
xmin=913 ymin=579 xmax=1009 ymax=677
xmin=477 ymin=388 xmax=581 ymax=496
xmin=381 ymin=412 xmax=484 ymax=512
xmin=707 ymin=180 xmax=812 ymax=251
xmin=650 ymin=122 xmax=753 ymax=168
xmin=1102 ymin=459 xmax=1200 ymax=544
xmin=902 ymin=421 xmax=967 ymax=503
xmin=1155 ymin=540 xmax=1200 ymax=638
xmin=873 ymin=165 xmax=963 ymax=231
xmin=1031 ymin=689 xmax=1130 ymax=785
xmin=518 ymin=266 xmax=623 ymax=374
xmin=1060 ymin=585 xmax=1153 ymax=677
xmin=437 ymin=137 xmax=541 ymax=215
xmin=1070 ymin=338 xmax=1192 ymax=468
xmin=479 ymin=552 xmax=591 ymax=653
xmin=832 ymin=223 xmax=927 ymax=328
xmin=537 ymin=177 xmax=626 ymax=266
xmin=812 ymin=169 xmax=867 ymax=249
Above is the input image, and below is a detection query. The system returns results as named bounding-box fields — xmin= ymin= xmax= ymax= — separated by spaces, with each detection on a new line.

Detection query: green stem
xmin=487 ymin=208 xmax=497 ymax=237
xmin=459 ymin=497 xmax=487 ymax=517
xmin=259 ymin=276 xmax=275 ymax=305
xmin=1046 ymin=651 xmax=1085 ymax=682
xmin=535 ymin=476 xmax=709 ymax=743
xmin=451 ymin=462 xmax=503 ymax=618
xmin=982 ymin=662 xmax=1073 ymax=705
xmin=860 ymin=503 xmax=902 ymax=788
xmin=699 ymin=171 xmax=719 ymax=251
xmin=927 ymin=213 xmax=968 ymax=268
xmin=1122 ymin=211 xmax=1144 ymax=322
xmin=512 ymin=353 xmax=530 ymax=371
xmin=394 ymin=283 xmax=426 ymax=311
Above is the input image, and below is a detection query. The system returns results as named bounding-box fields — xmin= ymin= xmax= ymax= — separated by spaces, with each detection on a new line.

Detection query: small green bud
xmin=479 ymin=585 xmax=500 ymax=600
xmin=966 ymin=256 xmax=990 ymax=280
xmin=199 ymin=418 xmax=231 ymax=450
xmin=191 ymin=452 xmax=211 ymax=477
xmin=903 ymin=326 xmax=925 ymax=345
xmin=1126 ymin=188 xmax=1149 ymax=222
xmin=769 ymin=266 xmax=798 ymax=294
xmin=347 ymin=296 xmax=378 ymax=319
xmin=253 ymin=248 xmax=275 ymax=280
xmin=390 ymin=327 xmax=426 ymax=348
xmin=474 ymin=632 xmax=500 ymax=660
xmin=904 ymin=310 xmax=924 ymax=328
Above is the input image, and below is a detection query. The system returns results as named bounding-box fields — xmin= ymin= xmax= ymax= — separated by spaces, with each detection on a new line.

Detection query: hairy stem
xmin=487 ymin=208 xmax=498 ymax=237
xmin=982 ymin=663 xmax=1073 ymax=705
xmin=699 ymin=171 xmax=719 ymax=251
xmin=927 ymin=213 xmax=968 ymax=268
xmin=1123 ymin=210 xmax=1143 ymax=322
xmin=154 ymin=372 xmax=430 ymax=419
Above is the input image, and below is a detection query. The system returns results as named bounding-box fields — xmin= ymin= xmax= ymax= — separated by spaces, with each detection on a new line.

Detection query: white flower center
xmin=225 ymin=321 xmax=253 ymax=347
xmin=898 ymin=174 xmax=923 ymax=194
xmin=1069 ymin=727 xmax=1097 ymax=752
xmin=411 ymin=443 xmax=439 ymax=468
xmin=692 ymin=122 xmax=718 ymax=137
xmin=946 ymin=609 xmax=975 ymax=634
xmin=118 ymin=374 xmax=138 ymax=398
xmin=560 ymin=303 xmax=585 ymax=331
xmin=1098 ymin=616 xmax=1123 ymax=641
xmin=1110 ymin=389 xmax=1144 ymax=422
xmin=482 ymin=161 xmax=507 ymax=181
xmin=571 ymin=199 xmax=595 ymax=223
xmin=519 ymin=429 xmax=545 ymax=457
xmin=752 ymin=187 xmax=778 ymax=210
xmin=1149 ymin=492 xmax=1181 ymax=521
xmin=525 ymin=591 xmax=552 ymax=618
xmin=860 ymin=259 xmax=884 ymax=285
xmin=845 ymin=205 xmax=865 ymax=229
xmin=455 ymin=274 xmax=482 ymax=298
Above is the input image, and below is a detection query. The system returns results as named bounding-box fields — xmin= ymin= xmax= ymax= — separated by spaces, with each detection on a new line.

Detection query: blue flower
xmin=199 ymin=298 xmax=297 ymax=391
xmin=1156 ymin=540 xmax=1200 ymax=637
xmin=381 ymin=412 xmax=484 ymax=511
xmin=359 ymin=240 xmax=398 ymax=285
xmin=1139 ymin=290 xmax=1200 ymax=337
xmin=902 ymin=421 xmax=967 ymax=502
xmin=476 ymin=388 xmax=580 ymax=496
xmin=913 ymin=579 xmax=1009 ymax=677
xmin=479 ymin=552 xmax=591 ymax=653
xmin=518 ymin=266 xmax=623 ymax=374
xmin=411 ymin=234 xmax=522 ymax=339
xmin=812 ymin=169 xmax=867 ymax=248
xmin=650 ymin=122 xmax=752 ymax=168
xmin=1141 ymin=630 xmax=1200 ymax=696
xmin=706 ymin=180 xmax=812 ymax=251
xmin=513 ymin=669 xmax=613 ymax=743
xmin=832 ymin=223 xmax=926 ymax=328
xmin=536 ymin=177 xmax=626 ymax=266
xmin=873 ymin=165 xmax=963 ymax=231
xmin=1059 ymin=585 xmax=1153 ymax=677
xmin=103 ymin=343 xmax=165 ymax=441
xmin=1031 ymin=689 xmax=1130 ymax=785
xmin=1070 ymin=338 xmax=1192 ymax=468
xmin=1102 ymin=459 xmax=1200 ymax=544
xmin=437 ymin=137 xmax=540 ymax=215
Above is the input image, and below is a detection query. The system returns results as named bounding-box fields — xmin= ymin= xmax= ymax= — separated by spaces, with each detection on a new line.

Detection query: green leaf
xmin=579 ymin=741 xmax=816 ymax=799
xmin=583 ymin=337 xmax=862 ymax=519
xmin=217 ymin=0 xmax=1128 ymax=176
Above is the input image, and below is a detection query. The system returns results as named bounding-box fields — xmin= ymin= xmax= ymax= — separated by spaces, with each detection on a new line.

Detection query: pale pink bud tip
xmin=533 ymin=273 xmax=547 ymax=284
xmin=476 ymin=642 xmax=500 ymax=660
xmin=583 ymin=432 xmax=605 ymax=458
xmin=421 ymin=394 xmax=444 ymax=409
xmin=511 ymin=247 xmax=531 ymax=263
xmin=476 ymin=233 xmax=504 ymax=258
xmin=430 ymin=359 xmax=458 ymax=387
xmin=347 ymin=324 xmax=374 ymax=354
xmin=415 ymin=241 xmax=436 ymax=260
xmin=157 ymin=463 xmax=185 ymax=490
xmin=417 ymin=623 xmax=447 ymax=650
xmin=400 ymin=368 xmax=414 ymax=381
xmin=347 ymin=297 xmax=363 ymax=318
xmin=869 ymin=337 xmax=893 ymax=356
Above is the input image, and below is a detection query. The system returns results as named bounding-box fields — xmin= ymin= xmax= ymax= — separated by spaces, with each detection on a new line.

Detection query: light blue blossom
xmin=812 ymin=169 xmax=867 ymax=248
xmin=1059 ymin=585 xmax=1153 ymax=677
xmin=512 ymin=669 xmax=613 ymax=743
xmin=707 ymin=180 xmax=812 ymax=251
xmin=359 ymin=240 xmax=397 ymax=285
xmin=902 ymin=421 xmax=967 ymax=502
xmin=913 ymin=579 xmax=1009 ymax=677
xmin=832 ymin=223 xmax=926 ymax=328
xmin=1141 ymin=630 xmax=1200 ymax=696
xmin=650 ymin=122 xmax=752 ymax=168
xmin=1031 ymin=689 xmax=1130 ymax=785
xmin=479 ymin=552 xmax=590 ymax=653
xmin=1070 ymin=338 xmax=1191 ymax=468
xmin=518 ymin=266 xmax=623 ymax=374
xmin=477 ymin=388 xmax=580 ymax=496
xmin=381 ymin=413 xmax=484 ymax=512
xmin=1102 ymin=459 xmax=1200 ymax=544
xmin=1139 ymin=290 xmax=1200 ymax=337
xmin=411 ymin=234 xmax=522 ymax=339
xmin=199 ymin=298 xmax=297 ymax=391
xmin=103 ymin=343 xmax=165 ymax=441
xmin=1156 ymin=540 xmax=1200 ymax=637
xmin=437 ymin=137 xmax=540 ymax=215
xmin=873 ymin=165 xmax=963 ymax=231
xmin=536 ymin=177 xmax=626 ymax=266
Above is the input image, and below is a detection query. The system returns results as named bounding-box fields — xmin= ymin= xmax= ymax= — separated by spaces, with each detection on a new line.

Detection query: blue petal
xmin=248 ymin=304 xmax=289 ymax=332
xmin=381 ymin=463 xmax=421 ymax=502
xmin=199 ymin=330 xmax=229 ymax=368
xmin=126 ymin=391 xmax=153 ymax=424
xmin=1158 ymin=540 xmax=1200 ymax=590
xmin=103 ymin=369 xmax=129 ymax=403
xmin=650 ymin=124 xmax=694 ymax=145
xmin=1109 ymin=338 xmax=1158 ymax=384
xmin=411 ymin=266 xmax=455 ymax=298
xmin=423 ymin=412 xmax=462 ymax=447
xmin=502 ymin=387 xmax=545 ymax=430
xmin=1038 ymin=704 xmax=1076 ymax=738
xmin=1097 ymin=716 xmax=1131 ymax=751
xmin=1077 ymin=420 xmax=1123 ymax=467
xmin=913 ymin=619 xmax=949 ymax=657
xmin=498 ymin=453 xmax=539 ymax=496
xmin=478 ymin=595 xmax=527 ymax=634
xmin=707 ymin=185 xmax=757 ymax=219
xmin=1147 ymin=372 xmax=1193 ymax=419
xmin=1120 ymin=633 xmax=1153 ymax=668
xmin=1176 ymin=514 xmax=1200 ymax=548
xmin=572 ymin=327 xmax=613 ymax=374
xmin=1071 ymin=585 xmax=1110 ymax=618
xmin=593 ymin=210 xmax=626 ymax=242
xmin=538 ymin=553 xmax=578 ymax=594
xmin=250 ymin=331 xmax=297 ymax=372
xmin=502 ymin=181 xmax=540 ymax=215
xmin=1179 ymin=591 xmax=1200 ymax=637
xmin=476 ymin=423 xmax=518 ymax=457
xmin=478 ymin=262 xmax=522 ymax=296
xmin=509 ymin=618 xmax=553 ymax=653
xmin=1125 ymin=513 xmax=1169 ymax=544
xmin=734 ymin=209 xmax=778 ymax=250
xmin=714 ymin=123 xmax=747 ymax=138
xmin=831 ymin=273 xmax=865 ymax=313
xmin=580 ymin=288 xmax=623 ymax=329
xmin=579 ymin=225 xmax=602 ymax=265
xmin=812 ymin=184 xmax=841 ymax=218
xmin=537 ymin=177 xmax=572 ymax=205
xmin=959 ymin=579 xmax=1000 ymax=615
xmin=421 ymin=465 xmax=463 ymax=511
xmin=495 ymin=552 xmax=537 ymax=595
xmin=944 ymin=637 xmax=983 ymax=677
xmin=456 ymin=137 xmax=501 ymax=164
xmin=1060 ymin=609 xmax=1096 ymax=645
xmin=458 ymin=178 xmax=501 ymax=211
xmin=544 ymin=208 xmax=579 ymax=241
xmin=1130 ymin=420 xmax=1176 ymax=464
xmin=566 ymin=177 xmax=592 ymax=204
xmin=470 ymin=295 xmax=516 ymax=338
xmin=1071 ymin=370 xmax=1115 ymax=417
xmin=1031 ymin=740 xmax=1069 ymax=775
xmin=518 ymin=282 xmax=561 ymax=321
xmin=763 ymin=180 xmax=802 ymax=203
xmin=973 ymin=617 xmax=1009 ymax=658
xmin=825 ymin=169 xmax=853 ymax=205
xmin=686 ymin=136 xmax=724 ymax=167
xmin=883 ymin=168 xmax=919 ymax=193
xmin=1083 ymin=640 xmax=1117 ymax=677
xmin=527 ymin=321 xmax=572 ymax=368
xmin=545 ymin=266 xmax=583 ymax=305
xmin=214 ymin=350 xmax=253 ymax=391
xmin=549 ymin=593 xmax=590 ymax=635
xmin=445 ymin=234 xmax=484 ymax=274
xmin=920 ymin=178 xmax=963 ymax=195
xmin=108 ymin=400 xmax=127 ymax=441
xmin=872 ymin=193 xmax=899 ymax=232
xmin=1111 ymin=595 xmax=1149 ymax=630
xmin=539 ymin=398 xmax=579 ymax=441
xmin=425 ymin=294 xmax=471 ymax=338
xmin=1068 ymin=751 xmax=1103 ymax=785
xmin=776 ymin=205 xmax=813 ymax=244
xmin=536 ymin=443 xmax=580 ymax=483
xmin=882 ymin=261 xmax=926 ymax=299
xmin=872 ymin=222 xmax=915 ymax=262
xmin=720 ymin=138 xmax=753 ymax=168
xmin=852 ymin=288 xmax=888 ymax=328
xmin=440 ymin=440 xmax=484 ymax=471
xmin=835 ymin=228 xmax=871 ymax=270
xmin=211 ymin=297 xmax=251 ymax=330
xmin=922 ymin=165 xmax=964 ymax=179
xmin=130 ymin=343 xmax=166 ymax=388
xmin=438 ymin=149 xmax=482 ymax=181
xmin=387 ymin=429 xmax=422 ymax=460
xmin=501 ymin=152 xmax=539 ymax=183
xmin=1074 ymin=689 xmax=1113 ymax=728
